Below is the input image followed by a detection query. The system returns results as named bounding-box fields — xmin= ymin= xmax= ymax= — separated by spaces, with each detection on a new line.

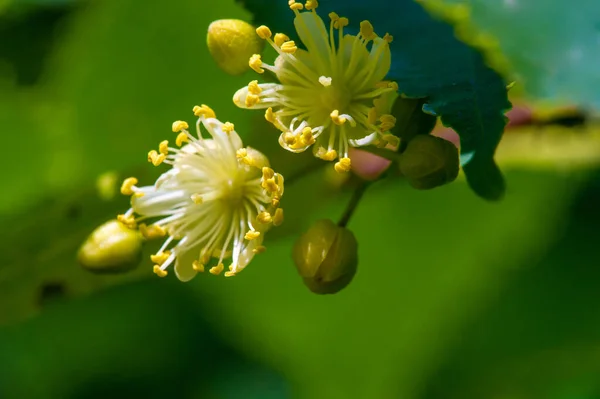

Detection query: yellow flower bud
xmin=207 ymin=19 xmax=265 ymax=76
xmin=78 ymin=219 xmax=143 ymax=273
xmin=292 ymin=219 xmax=358 ymax=294
xmin=399 ymin=135 xmax=459 ymax=190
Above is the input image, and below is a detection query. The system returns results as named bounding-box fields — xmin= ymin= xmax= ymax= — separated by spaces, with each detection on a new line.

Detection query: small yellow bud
xmin=399 ymin=135 xmax=459 ymax=189
xmin=207 ymin=19 xmax=265 ymax=75
xmin=78 ymin=220 xmax=143 ymax=273
xmin=292 ymin=219 xmax=358 ymax=294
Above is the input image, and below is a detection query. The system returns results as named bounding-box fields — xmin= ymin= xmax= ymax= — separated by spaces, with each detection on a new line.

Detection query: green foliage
xmin=424 ymin=0 xmax=600 ymax=109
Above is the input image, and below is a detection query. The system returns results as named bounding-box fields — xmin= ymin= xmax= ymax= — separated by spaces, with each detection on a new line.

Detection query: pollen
xmin=232 ymin=3 xmax=399 ymax=170
xmin=172 ymin=120 xmax=189 ymax=133
xmin=256 ymin=25 xmax=272 ymax=39
xmin=334 ymin=157 xmax=352 ymax=173
xmin=116 ymin=105 xmax=285 ymax=281
xmin=120 ymin=177 xmax=138 ymax=196
xmin=249 ymin=54 xmax=264 ymax=73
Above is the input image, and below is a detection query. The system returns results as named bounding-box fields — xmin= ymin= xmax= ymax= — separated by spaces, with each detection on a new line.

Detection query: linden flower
xmin=233 ymin=0 xmax=399 ymax=173
xmin=117 ymin=105 xmax=284 ymax=280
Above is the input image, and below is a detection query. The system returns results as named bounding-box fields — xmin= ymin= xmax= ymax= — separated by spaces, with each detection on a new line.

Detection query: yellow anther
xmin=274 ymin=33 xmax=290 ymax=47
xmin=245 ymin=93 xmax=260 ymax=107
xmin=368 ymin=107 xmax=378 ymax=125
xmin=271 ymin=197 xmax=280 ymax=208
xmin=273 ymin=208 xmax=284 ymax=226
xmin=334 ymin=157 xmax=352 ymax=173
xmin=379 ymin=114 xmax=397 ymax=131
xmin=318 ymin=76 xmax=332 ymax=86
xmin=245 ymin=230 xmax=261 ymax=240
xmin=262 ymin=167 xmax=275 ymax=180
xmin=330 ymin=110 xmax=347 ymax=125
xmin=236 ymin=148 xmax=248 ymax=159
xmin=388 ymin=81 xmax=399 ymax=91
xmin=265 ymin=107 xmax=275 ymax=123
xmin=283 ymin=132 xmax=297 ymax=145
xmin=175 ymin=132 xmax=189 ymax=147
xmin=289 ymin=1 xmax=304 ymax=10
xmin=381 ymin=134 xmax=400 ymax=148
xmin=328 ymin=12 xmax=340 ymax=22
xmin=249 ymin=54 xmax=264 ymax=74
xmin=301 ymin=127 xmax=315 ymax=146
xmin=224 ymin=270 xmax=236 ymax=277
xmin=133 ymin=192 xmax=145 ymax=198
xmin=153 ymin=265 xmax=168 ymax=277
xmin=191 ymin=193 xmax=203 ymax=204
xmin=150 ymin=251 xmax=171 ymax=265
xmin=256 ymin=25 xmax=272 ymax=39
xmin=257 ymin=211 xmax=272 ymax=224
xmin=280 ymin=40 xmax=297 ymax=54
xmin=193 ymin=104 xmax=216 ymax=118
xmin=209 ymin=263 xmax=224 ymax=275
xmin=321 ymin=149 xmax=338 ymax=161
xmin=334 ymin=17 xmax=349 ymax=29
xmin=263 ymin=178 xmax=279 ymax=193
xmin=140 ymin=224 xmax=166 ymax=239
xmin=120 ymin=177 xmax=138 ymax=196
xmin=252 ymin=246 xmax=267 ymax=254
xmin=117 ymin=214 xmax=137 ymax=229
xmin=199 ymin=249 xmax=211 ymax=265
xmin=222 ymin=122 xmax=235 ymax=133
xmin=192 ymin=260 xmax=205 ymax=272
xmin=359 ymin=20 xmax=376 ymax=40
xmin=383 ymin=33 xmax=394 ymax=43
xmin=248 ymin=80 xmax=262 ymax=94
xmin=147 ymin=150 xmax=166 ymax=166
xmin=159 ymin=140 xmax=169 ymax=155
xmin=305 ymin=0 xmax=318 ymax=10
xmin=172 ymin=120 xmax=189 ymax=133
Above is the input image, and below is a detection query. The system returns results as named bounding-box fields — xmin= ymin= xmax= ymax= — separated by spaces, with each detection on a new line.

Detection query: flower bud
xmin=399 ymin=134 xmax=459 ymax=190
xmin=78 ymin=219 xmax=143 ymax=273
xmin=207 ymin=19 xmax=265 ymax=75
xmin=292 ymin=219 xmax=358 ymax=294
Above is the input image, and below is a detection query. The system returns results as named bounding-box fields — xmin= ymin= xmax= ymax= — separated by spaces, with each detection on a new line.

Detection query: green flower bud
xmin=292 ymin=219 xmax=358 ymax=295
xmin=207 ymin=19 xmax=264 ymax=76
xmin=78 ymin=219 xmax=143 ymax=273
xmin=399 ymin=134 xmax=459 ymax=189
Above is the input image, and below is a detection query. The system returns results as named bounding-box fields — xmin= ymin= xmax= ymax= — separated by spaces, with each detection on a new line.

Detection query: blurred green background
xmin=1 ymin=0 xmax=600 ymax=398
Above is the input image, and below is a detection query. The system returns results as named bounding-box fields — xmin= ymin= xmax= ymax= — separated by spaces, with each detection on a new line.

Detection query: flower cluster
xmin=233 ymin=0 xmax=399 ymax=172
xmin=118 ymin=105 xmax=284 ymax=280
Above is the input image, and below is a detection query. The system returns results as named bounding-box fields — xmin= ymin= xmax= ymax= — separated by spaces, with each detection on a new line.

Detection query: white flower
xmin=117 ymin=105 xmax=284 ymax=280
xmin=233 ymin=0 xmax=399 ymax=173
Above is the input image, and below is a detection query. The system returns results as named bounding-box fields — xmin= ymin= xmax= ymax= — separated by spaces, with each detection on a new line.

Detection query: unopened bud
xmin=78 ymin=219 xmax=143 ymax=273
xmin=292 ymin=219 xmax=358 ymax=294
xmin=399 ymin=135 xmax=459 ymax=189
xmin=207 ymin=19 xmax=265 ymax=75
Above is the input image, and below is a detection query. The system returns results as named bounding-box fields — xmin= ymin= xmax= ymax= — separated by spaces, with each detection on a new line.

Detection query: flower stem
xmin=338 ymin=182 xmax=371 ymax=228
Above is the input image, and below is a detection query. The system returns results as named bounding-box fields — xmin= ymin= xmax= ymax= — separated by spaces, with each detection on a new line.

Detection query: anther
xmin=321 ymin=149 xmax=338 ymax=161
xmin=280 ymin=40 xmax=297 ymax=54
xmin=273 ymin=208 xmax=284 ymax=226
xmin=224 ymin=271 xmax=236 ymax=277
xmin=265 ymin=107 xmax=275 ymax=123
xmin=244 ymin=230 xmax=261 ymax=240
xmin=383 ymin=33 xmax=393 ymax=43
xmin=140 ymin=224 xmax=166 ymax=239
xmin=191 ymin=193 xmax=204 ymax=204
xmin=248 ymin=80 xmax=262 ymax=94
xmin=245 ymin=93 xmax=260 ymax=107
xmin=176 ymin=132 xmax=189 ymax=147
xmin=289 ymin=1 xmax=303 ymax=11
xmin=172 ymin=120 xmax=189 ymax=133
xmin=274 ymin=33 xmax=290 ymax=47
xmin=192 ymin=260 xmax=205 ymax=272
xmin=150 ymin=251 xmax=171 ymax=265
xmin=330 ymin=110 xmax=347 ymax=125
xmin=209 ymin=263 xmax=224 ymax=275
xmin=249 ymin=54 xmax=264 ymax=74
xmin=334 ymin=157 xmax=352 ymax=173
xmin=193 ymin=104 xmax=216 ymax=118
xmin=305 ymin=0 xmax=318 ymax=10
xmin=222 ymin=122 xmax=235 ymax=133
xmin=252 ymin=246 xmax=267 ymax=254
xmin=120 ymin=177 xmax=138 ymax=196
xmin=359 ymin=20 xmax=376 ymax=41
xmin=318 ymin=76 xmax=332 ymax=86
xmin=256 ymin=25 xmax=272 ymax=39
xmin=153 ymin=265 xmax=168 ymax=277
xmin=159 ymin=140 xmax=169 ymax=155
xmin=257 ymin=211 xmax=272 ymax=224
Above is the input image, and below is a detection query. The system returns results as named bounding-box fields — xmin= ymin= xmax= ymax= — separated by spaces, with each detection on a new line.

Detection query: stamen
xmin=120 ymin=177 xmax=138 ymax=196
xmin=209 ymin=263 xmax=225 ymax=275
xmin=256 ymin=25 xmax=272 ymax=39
xmin=274 ymin=33 xmax=290 ymax=47
xmin=249 ymin=54 xmax=264 ymax=73
xmin=280 ymin=41 xmax=298 ymax=54
xmin=153 ymin=265 xmax=168 ymax=277
xmin=172 ymin=121 xmax=189 ymax=132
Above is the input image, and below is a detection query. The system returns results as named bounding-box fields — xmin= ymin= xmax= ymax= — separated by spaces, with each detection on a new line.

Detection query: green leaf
xmin=422 ymin=0 xmax=600 ymax=110
xmin=239 ymin=0 xmax=511 ymax=199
